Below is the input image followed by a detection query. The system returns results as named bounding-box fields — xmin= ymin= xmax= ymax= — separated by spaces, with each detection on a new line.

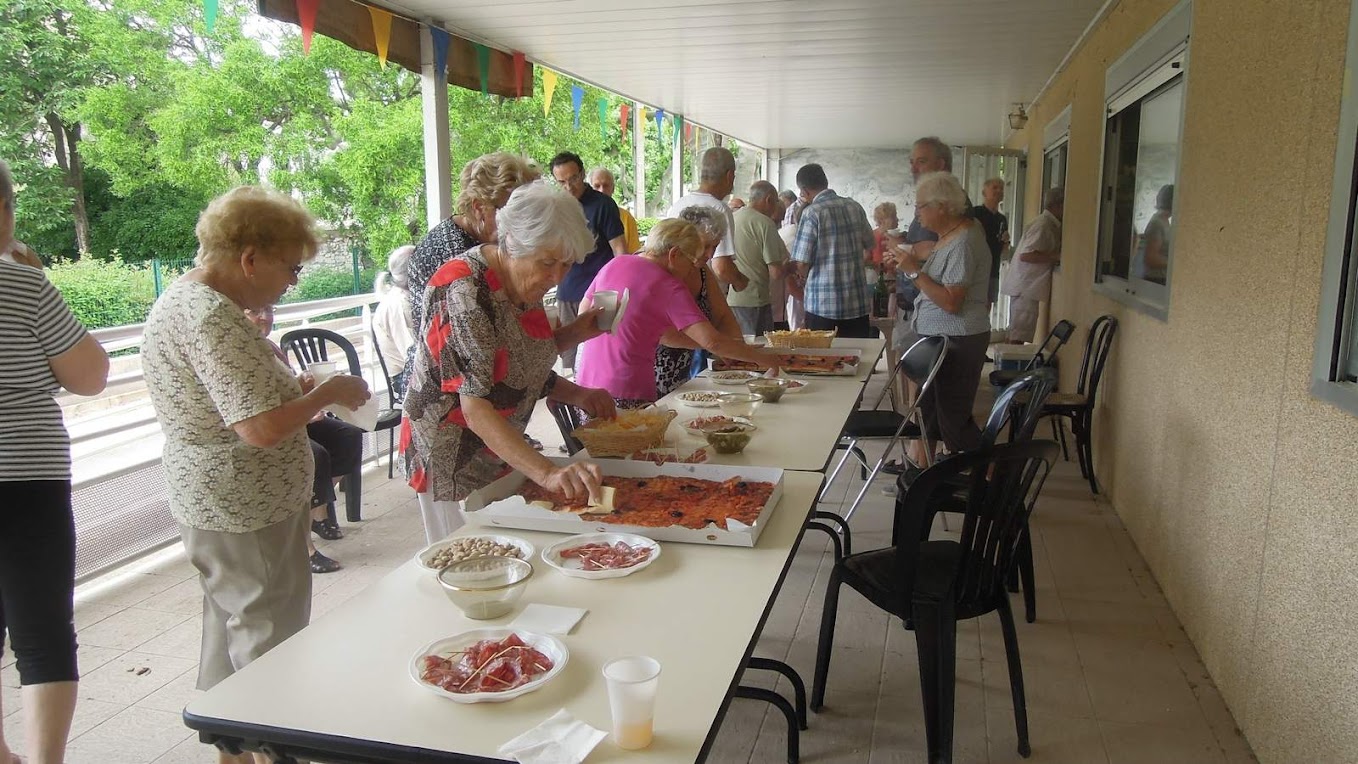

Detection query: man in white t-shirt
xmin=666 ymin=147 xmax=748 ymax=292
xmin=1001 ymin=187 xmax=1064 ymax=342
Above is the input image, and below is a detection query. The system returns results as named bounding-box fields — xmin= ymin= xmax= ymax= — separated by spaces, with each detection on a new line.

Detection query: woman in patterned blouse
xmin=141 ymin=188 xmax=371 ymax=748
xmin=401 ymin=182 xmax=617 ymax=544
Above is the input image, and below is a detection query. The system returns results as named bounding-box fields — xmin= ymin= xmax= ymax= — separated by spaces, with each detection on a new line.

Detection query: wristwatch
xmin=905 ymin=270 xmax=921 ymax=281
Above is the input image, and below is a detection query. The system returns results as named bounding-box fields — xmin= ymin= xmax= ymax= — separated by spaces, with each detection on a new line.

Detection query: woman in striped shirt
xmin=0 ymin=159 xmax=110 ymax=764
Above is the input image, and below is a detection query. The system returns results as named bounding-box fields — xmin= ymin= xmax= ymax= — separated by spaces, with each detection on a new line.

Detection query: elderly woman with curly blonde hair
xmin=141 ymin=187 xmax=370 ymax=763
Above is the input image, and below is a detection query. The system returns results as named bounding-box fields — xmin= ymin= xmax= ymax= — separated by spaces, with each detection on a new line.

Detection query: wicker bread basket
xmin=573 ymin=407 xmax=677 ymax=457
xmin=764 ymin=328 xmax=837 ymax=348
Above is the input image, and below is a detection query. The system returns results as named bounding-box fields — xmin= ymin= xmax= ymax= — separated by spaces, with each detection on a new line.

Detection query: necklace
xmin=936 ymin=220 xmax=965 ymax=242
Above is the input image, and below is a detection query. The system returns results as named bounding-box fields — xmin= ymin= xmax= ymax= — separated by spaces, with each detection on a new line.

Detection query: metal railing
xmin=71 ymin=292 xmax=390 ymax=583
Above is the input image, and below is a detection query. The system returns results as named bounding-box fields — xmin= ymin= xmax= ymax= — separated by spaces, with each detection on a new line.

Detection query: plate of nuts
xmin=416 ymin=534 xmax=536 ymax=573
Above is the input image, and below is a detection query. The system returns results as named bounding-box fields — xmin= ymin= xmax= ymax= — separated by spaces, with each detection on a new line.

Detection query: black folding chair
xmin=813 ymin=440 xmax=1061 ymax=764
xmin=1039 ymin=315 xmax=1118 ymax=494
xmin=368 ymin=322 xmax=407 ymax=478
xmin=989 ymin=319 xmax=1075 ymax=389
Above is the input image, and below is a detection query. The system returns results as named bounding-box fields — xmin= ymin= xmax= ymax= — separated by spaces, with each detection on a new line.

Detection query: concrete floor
xmin=2 ymin=379 xmax=1258 ymax=764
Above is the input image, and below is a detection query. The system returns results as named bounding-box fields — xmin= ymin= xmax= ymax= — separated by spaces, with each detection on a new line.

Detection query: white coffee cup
xmin=309 ymin=361 xmax=339 ymax=383
xmin=593 ymin=290 xmax=620 ymax=332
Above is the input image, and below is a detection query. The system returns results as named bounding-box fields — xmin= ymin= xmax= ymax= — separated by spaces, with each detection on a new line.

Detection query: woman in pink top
xmin=577 ymin=219 xmax=786 ymax=406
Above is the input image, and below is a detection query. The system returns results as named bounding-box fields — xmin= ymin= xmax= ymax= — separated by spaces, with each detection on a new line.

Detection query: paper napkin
xmin=497 ymin=709 xmax=606 ymax=764
xmin=509 ymin=603 xmax=588 ymax=635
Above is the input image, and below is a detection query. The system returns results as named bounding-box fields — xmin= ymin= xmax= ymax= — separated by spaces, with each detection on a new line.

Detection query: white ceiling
xmin=388 ymin=0 xmax=1109 ymax=150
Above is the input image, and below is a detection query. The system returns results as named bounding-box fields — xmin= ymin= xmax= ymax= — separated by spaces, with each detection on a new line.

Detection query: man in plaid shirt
xmin=789 ymin=164 xmax=876 ymax=337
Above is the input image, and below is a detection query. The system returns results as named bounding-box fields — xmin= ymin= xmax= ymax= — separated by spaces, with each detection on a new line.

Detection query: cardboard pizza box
xmin=709 ymin=347 xmax=863 ymax=377
xmin=460 ymin=459 xmax=785 ymax=547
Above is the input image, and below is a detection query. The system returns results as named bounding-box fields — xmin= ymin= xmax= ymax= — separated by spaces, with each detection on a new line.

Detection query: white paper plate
xmin=411 ymin=629 xmax=568 ymax=703
xmin=541 ymin=533 xmax=661 ymax=580
xmin=676 ymin=391 xmax=722 ymax=408
xmin=682 ymin=415 xmax=752 ymax=437
xmin=709 ymin=370 xmax=759 ymax=385
xmin=414 ymin=534 xmax=536 ymax=573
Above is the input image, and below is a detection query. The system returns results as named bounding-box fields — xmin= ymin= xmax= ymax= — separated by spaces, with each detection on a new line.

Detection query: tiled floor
xmin=1 ymin=375 xmax=1259 ymax=763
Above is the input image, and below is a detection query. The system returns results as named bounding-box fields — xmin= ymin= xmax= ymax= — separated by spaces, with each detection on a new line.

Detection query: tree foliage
xmin=1 ymin=0 xmax=705 ymax=298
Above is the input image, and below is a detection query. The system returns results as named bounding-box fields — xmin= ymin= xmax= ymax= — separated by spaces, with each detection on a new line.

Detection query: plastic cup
xmin=602 ymin=656 xmax=661 ymax=750
xmin=309 ymin=361 xmax=339 ymax=382
xmin=592 ymin=290 xmax=619 ymax=331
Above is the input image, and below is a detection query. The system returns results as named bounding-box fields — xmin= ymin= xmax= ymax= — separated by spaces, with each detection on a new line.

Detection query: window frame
xmin=1310 ymin=0 xmax=1358 ymax=416
xmin=1042 ymin=105 xmax=1071 ymax=192
xmin=1091 ymin=1 xmax=1192 ymax=321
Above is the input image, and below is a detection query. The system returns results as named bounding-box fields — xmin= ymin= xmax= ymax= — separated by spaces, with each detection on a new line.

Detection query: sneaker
xmin=309 ymin=551 xmax=342 ymax=574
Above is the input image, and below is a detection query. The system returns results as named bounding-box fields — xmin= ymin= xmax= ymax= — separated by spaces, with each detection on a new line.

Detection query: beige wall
xmin=1011 ymin=1 xmax=1358 ymax=761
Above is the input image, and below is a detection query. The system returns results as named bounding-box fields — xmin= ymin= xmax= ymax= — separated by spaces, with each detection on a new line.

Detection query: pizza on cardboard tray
xmin=518 ymin=475 xmax=774 ymax=530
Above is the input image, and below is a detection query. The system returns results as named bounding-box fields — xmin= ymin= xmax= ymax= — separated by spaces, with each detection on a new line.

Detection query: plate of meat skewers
xmin=411 ymin=629 xmax=568 ymax=703
xmin=540 ymin=533 xmax=662 ymax=580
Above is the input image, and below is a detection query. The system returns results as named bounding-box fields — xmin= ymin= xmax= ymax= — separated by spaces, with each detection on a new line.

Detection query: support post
xmin=420 ymin=25 xmax=452 ymax=228
xmin=633 ymin=99 xmax=646 ymax=218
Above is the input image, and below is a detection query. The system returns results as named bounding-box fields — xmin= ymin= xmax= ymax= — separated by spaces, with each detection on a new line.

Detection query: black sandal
xmin=311 ymin=518 xmax=343 ymax=540
xmin=309 ymin=551 xmax=342 ymax=574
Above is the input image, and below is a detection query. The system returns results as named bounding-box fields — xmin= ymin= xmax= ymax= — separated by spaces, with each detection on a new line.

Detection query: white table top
xmin=185 ymin=471 xmax=825 ymax=764
xmin=640 ymin=336 xmax=887 ymax=472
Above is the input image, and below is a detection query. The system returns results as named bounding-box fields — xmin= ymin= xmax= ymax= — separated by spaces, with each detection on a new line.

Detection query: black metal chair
xmin=922 ymin=368 xmax=1057 ymax=623
xmin=813 ymin=440 xmax=1061 ymax=764
xmin=280 ymin=328 xmax=402 ymax=522
xmin=989 ymin=319 xmax=1075 ymax=389
xmin=368 ymin=322 xmax=407 ymax=478
xmin=1038 ymin=315 xmax=1118 ymax=494
xmin=818 ymin=335 xmax=950 ymax=522
xmin=545 ymin=399 xmax=585 ymax=456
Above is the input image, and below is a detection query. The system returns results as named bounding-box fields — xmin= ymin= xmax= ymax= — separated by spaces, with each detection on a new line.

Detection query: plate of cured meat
xmin=411 ymin=629 xmax=568 ymax=703
xmin=540 ymin=533 xmax=662 ymax=580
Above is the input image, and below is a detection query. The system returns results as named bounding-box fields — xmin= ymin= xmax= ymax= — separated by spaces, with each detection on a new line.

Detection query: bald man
xmin=589 ymin=167 xmax=641 ymax=253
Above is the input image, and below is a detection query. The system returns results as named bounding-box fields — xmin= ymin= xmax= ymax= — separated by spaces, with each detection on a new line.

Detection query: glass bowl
xmin=437 ymin=556 xmax=533 ymax=620
xmin=717 ymin=392 xmax=763 ymax=418
xmin=745 ymin=377 xmax=790 ymax=403
xmin=701 ymin=421 xmax=758 ymax=454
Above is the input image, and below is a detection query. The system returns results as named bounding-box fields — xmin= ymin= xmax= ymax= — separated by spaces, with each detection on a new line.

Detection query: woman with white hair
xmin=0 ymin=159 xmax=109 ymax=764
xmin=141 ymin=187 xmax=371 ymax=763
xmin=888 ymin=171 xmax=992 ymax=472
xmin=401 ymin=182 xmax=617 ymax=543
xmin=652 ymin=206 xmax=743 ymax=397
xmin=372 ymin=244 xmax=416 ymax=390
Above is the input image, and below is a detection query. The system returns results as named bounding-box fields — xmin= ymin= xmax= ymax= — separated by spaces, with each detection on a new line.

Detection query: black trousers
xmin=918 ymin=331 xmax=990 ymax=453
xmin=0 ymin=481 xmax=79 ymax=684
xmin=308 ymin=416 xmax=364 ymax=508
xmin=804 ymin=312 xmax=872 ymax=338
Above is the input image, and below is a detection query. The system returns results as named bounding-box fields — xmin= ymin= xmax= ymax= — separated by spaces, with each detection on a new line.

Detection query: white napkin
xmin=497 ymin=709 xmax=606 ymax=764
xmin=327 ymin=396 xmax=380 ymax=431
xmin=509 ymin=604 xmax=588 ymax=635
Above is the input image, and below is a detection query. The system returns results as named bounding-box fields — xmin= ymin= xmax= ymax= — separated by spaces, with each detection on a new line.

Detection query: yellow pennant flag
xmin=369 ymin=7 xmax=393 ymax=68
xmin=542 ymin=69 xmax=559 ymax=116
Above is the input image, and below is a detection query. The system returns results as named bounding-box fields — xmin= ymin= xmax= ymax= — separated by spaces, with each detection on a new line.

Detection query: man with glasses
xmin=551 ymin=151 xmax=627 ymax=375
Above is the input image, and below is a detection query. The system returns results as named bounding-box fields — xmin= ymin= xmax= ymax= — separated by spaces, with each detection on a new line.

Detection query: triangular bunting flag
xmin=597 ymin=97 xmax=609 ymax=133
xmin=673 ymin=115 xmax=683 ymax=147
xmin=684 ymin=122 xmax=693 ymax=141
xmin=204 ymin=0 xmax=218 ymax=32
xmin=368 ymin=6 xmax=393 ymax=68
xmin=620 ymin=103 xmax=630 ymax=134
xmin=297 ymin=0 xmax=320 ymax=54
xmin=430 ymin=27 xmax=450 ymax=80
xmin=654 ymin=108 xmax=665 ymax=135
xmin=512 ymin=52 xmax=526 ymax=97
xmin=542 ymin=69 xmax=558 ymax=115
xmin=475 ymin=43 xmax=491 ymax=94
xmin=570 ymin=85 xmax=584 ymax=130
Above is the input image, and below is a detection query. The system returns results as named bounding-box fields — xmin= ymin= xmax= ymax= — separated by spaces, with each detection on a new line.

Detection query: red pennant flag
xmin=512 ymin=52 xmax=526 ymax=97
xmin=620 ymin=103 xmax=630 ymax=134
xmin=297 ymin=0 xmax=320 ymax=54
xmin=684 ymin=122 xmax=693 ymax=141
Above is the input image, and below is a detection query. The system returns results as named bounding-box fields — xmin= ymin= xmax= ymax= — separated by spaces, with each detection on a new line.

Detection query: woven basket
xmin=764 ymin=329 xmax=837 ymax=348
xmin=573 ymin=408 xmax=677 ymax=457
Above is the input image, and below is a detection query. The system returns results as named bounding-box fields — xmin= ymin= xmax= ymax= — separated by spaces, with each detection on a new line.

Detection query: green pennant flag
xmin=204 ymin=0 xmax=217 ymax=32
xmin=475 ymin=43 xmax=491 ymax=94
xmin=597 ymin=97 xmax=609 ymax=133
